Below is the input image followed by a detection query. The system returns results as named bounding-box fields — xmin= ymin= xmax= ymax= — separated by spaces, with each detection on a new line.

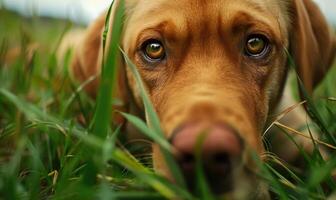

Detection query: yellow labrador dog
xmin=67 ymin=0 xmax=335 ymax=198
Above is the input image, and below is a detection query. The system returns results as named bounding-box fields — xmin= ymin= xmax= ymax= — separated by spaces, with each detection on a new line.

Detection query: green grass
xmin=0 ymin=5 xmax=336 ymax=200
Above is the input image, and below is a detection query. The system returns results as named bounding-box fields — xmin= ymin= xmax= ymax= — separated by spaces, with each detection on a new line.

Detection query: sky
xmin=1 ymin=0 xmax=336 ymax=25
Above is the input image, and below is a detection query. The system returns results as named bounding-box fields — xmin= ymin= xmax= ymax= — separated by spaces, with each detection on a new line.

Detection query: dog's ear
xmin=71 ymin=1 xmax=131 ymax=124
xmin=290 ymin=0 xmax=336 ymax=94
xmin=71 ymin=13 xmax=105 ymax=97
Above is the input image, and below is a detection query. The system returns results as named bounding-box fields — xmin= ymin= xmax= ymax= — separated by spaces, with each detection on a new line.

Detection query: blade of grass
xmin=91 ymin=0 xmax=125 ymax=139
xmin=112 ymin=149 xmax=187 ymax=199
xmin=121 ymin=50 xmax=187 ymax=189
xmin=195 ymin=132 xmax=215 ymax=200
xmin=328 ymin=97 xmax=336 ymax=102
xmin=61 ymin=74 xmax=97 ymax=117
xmin=263 ymin=153 xmax=304 ymax=185
xmin=109 ymin=191 xmax=164 ymax=200
xmin=1 ymin=136 xmax=28 ymax=200
xmin=251 ymin=152 xmax=288 ymax=199
xmin=308 ymin=156 xmax=336 ymax=189
xmin=0 ymin=88 xmax=193 ymax=199
xmin=0 ymin=88 xmax=56 ymax=122
xmin=285 ymin=49 xmax=336 ymax=145
xmin=120 ymin=112 xmax=171 ymax=151
xmin=274 ymin=122 xmax=336 ymax=150
xmin=274 ymin=121 xmax=328 ymax=197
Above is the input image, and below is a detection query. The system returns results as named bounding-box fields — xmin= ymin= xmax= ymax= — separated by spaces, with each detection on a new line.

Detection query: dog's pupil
xmin=146 ymin=43 xmax=164 ymax=59
xmin=247 ymin=37 xmax=265 ymax=54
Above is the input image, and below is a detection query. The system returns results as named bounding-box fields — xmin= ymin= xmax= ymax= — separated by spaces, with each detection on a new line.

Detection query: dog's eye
xmin=142 ymin=40 xmax=165 ymax=61
xmin=245 ymin=35 xmax=270 ymax=58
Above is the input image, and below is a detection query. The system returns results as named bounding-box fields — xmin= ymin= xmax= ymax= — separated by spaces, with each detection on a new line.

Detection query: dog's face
xmin=71 ymin=0 xmax=335 ymax=198
xmin=121 ymin=0 xmax=290 ymax=197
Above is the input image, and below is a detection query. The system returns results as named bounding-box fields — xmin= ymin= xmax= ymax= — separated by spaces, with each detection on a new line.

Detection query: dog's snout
xmin=171 ymin=122 xmax=243 ymax=193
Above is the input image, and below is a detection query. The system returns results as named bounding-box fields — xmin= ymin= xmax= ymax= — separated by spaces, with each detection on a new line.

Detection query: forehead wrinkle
xmin=239 ymin=0 xmax=284 ymax=15
xmin=241 ymin=0 xmax=272 ymax=13
xmin=230 ymin=12 xmax=280 ymax=37
xmin=219 ymin=9 xmax=283 ymax=47
xmin=221 ymin=0 xmax=283 ymax=24
xmin=227 ymin=0 xmax=287 ymax=38
xmin=128 ymin=2 xmax=188 ymax=39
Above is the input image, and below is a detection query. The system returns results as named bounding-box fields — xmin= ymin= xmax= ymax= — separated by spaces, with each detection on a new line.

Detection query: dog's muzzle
xmin=170 ymin=122 xmax=243 ymax=194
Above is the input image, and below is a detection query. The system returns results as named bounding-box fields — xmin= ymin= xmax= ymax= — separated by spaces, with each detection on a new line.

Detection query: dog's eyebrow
xmin=141 ymin=21 xmax=173 ymax=34
xmin=229 ymin=11 xmax=281 ymax=42
xmin=136 ymin=19 xmax=184 ymax=42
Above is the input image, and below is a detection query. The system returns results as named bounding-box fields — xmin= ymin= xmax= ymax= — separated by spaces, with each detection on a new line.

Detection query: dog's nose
xmin=171 ymin=123 xmax=242 ymax=193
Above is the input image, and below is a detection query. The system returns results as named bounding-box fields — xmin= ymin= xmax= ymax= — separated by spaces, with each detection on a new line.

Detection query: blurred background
xmin=1 ymin=0 xmax=336 ymax=25
xmin=1 ymin=0 xmax=111 ymax=25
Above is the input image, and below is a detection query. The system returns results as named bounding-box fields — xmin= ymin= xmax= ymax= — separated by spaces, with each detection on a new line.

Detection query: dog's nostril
xmin=182 ymin=153 xmax=195 ymax=163
xmin=208 ymin=153 xmax=232 ymax=176
xmin=179 ymin=153 xmax=195 ymax=171
xmin=206 ymin=153 xmax=233 ymax=194
xmin=213 ymin=153 xmax=229 ymax=165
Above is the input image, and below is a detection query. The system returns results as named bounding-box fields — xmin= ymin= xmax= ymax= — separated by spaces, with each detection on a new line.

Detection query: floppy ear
xmin=290 ymin=0 xmax=336 ymax=94
xmin=71 ymin=13 xmax=105 ymax=97
xmin=70 ymin=2 xmax=131 ymax=124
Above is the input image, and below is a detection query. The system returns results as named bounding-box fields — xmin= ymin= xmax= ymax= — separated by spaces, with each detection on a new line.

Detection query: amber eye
xmin=142 ymin=40 xmax=165 ymax=61
xmin=245 ymin=35 xmax=270 ymax=58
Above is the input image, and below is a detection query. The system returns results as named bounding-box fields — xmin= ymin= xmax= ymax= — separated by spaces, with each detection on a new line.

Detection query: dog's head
xmin=72 ymin=0 xmax=336 ymax=198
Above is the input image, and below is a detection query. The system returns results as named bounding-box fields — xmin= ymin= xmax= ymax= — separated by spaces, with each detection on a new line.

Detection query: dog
xmin=68 ymin=0 xmax=336 ymax=198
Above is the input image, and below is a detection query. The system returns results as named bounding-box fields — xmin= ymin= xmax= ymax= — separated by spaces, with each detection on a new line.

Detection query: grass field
xmin=0 ymin=6 xmax=336 ymax=200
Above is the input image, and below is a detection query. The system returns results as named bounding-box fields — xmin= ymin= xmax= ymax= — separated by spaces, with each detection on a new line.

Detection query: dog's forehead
xmin=127 ymin=0 xmax=289 ymax=35
xmin=123 ymin=0 xmax=289 ymax=51
xmin=131 ymin=0 xmax=285 ymax=17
